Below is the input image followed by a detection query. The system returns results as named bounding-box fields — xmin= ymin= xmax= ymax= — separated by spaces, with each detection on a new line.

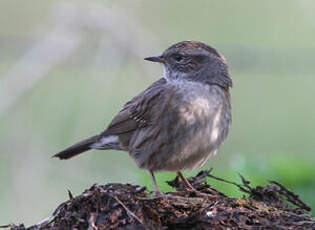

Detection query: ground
xmin=4 ymin=170 xmax=315 ymax=230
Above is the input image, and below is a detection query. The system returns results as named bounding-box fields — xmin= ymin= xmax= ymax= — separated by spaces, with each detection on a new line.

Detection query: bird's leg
xmin=177 ymin=171 xmax=195 ymax=191
xmin=149 ymin=170 xmax=162 ymax=196
xmin=177 ymin=171 xmax=216 ymax=199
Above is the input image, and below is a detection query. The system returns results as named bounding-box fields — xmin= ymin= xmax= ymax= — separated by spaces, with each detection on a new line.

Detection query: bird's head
xmin=145 ymin=41 xmax=232 ymax=89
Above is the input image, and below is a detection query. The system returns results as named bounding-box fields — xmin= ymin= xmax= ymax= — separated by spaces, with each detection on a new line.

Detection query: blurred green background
xmin=0 ymin=0 xmax=315 ymax=226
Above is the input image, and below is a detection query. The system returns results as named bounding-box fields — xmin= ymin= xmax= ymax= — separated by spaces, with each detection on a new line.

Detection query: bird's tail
xmin=53 ymin=135 xmax=99 ymax=159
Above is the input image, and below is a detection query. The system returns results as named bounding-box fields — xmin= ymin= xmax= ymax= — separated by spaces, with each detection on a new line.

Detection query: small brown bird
xmin=54 ymin=41 xmax=232 ymax=195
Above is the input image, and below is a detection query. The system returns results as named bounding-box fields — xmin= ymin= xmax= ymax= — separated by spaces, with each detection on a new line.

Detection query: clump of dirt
xmin=5 ymin=170 xmax=315 ymax=230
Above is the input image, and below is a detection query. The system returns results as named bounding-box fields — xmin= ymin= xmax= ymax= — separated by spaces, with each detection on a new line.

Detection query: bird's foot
xmin=177 ymin=171 xmax=216 ymax=199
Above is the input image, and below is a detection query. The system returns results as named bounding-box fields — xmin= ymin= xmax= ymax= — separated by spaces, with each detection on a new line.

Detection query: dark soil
xmin=4 ymin=170 xmax=315 ymax=230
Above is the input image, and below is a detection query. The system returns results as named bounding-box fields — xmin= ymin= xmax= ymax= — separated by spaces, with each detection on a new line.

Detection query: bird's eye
xmin=173 ymin=54 xmax=184 ymax=62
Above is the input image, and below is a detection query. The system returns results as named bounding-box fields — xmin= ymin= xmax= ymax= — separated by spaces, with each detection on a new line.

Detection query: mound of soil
xmin=5 ymin=170 xmax=315 ymax=229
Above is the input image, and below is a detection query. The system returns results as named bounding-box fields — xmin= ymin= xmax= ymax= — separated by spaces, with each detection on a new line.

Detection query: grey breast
xmin=130 ymin=81 xmax=231 ymax=172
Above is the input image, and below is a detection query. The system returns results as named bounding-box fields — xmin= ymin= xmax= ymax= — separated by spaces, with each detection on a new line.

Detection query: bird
xmin=54 ymin=41 xmax=232 ymax=195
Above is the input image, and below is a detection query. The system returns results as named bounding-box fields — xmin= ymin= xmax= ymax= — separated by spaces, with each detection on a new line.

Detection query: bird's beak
xmin=144 ymin=55 xmax=165 ymax=63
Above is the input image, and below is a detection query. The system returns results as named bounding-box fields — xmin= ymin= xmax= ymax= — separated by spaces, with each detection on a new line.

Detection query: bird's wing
xmin=55 ymin=78 xmax=170 ymax=158
xmin=96 ymin=78 xmax=171 ymax=148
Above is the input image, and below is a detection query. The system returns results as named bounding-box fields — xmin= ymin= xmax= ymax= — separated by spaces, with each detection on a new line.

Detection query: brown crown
xmin=164 ymin=41 xmax=223 ymax=59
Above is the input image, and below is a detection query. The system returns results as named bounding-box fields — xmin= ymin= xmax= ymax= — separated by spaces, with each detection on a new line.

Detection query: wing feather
xmin=98 ymin=78 xmax=168 ymax=147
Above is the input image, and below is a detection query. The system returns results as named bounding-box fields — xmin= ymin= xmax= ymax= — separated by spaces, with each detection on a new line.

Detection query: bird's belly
xmin=162 ymin=119 xmax=221 ymax=171
xmin=149 ymin=102 xmax=228 ymax=172
xmin=130 ymin=85 xmax=231 ymax=172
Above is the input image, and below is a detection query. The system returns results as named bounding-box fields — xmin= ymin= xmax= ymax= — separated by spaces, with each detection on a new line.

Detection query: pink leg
xmin=149 ymin=170 xmax=162 ymax=196
xmin=177 ymin=171 xmax=195 ymax=190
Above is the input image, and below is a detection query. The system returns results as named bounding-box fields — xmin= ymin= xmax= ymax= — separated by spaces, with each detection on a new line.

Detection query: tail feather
xmin=53 ymin=135 xmax=99 ymax=159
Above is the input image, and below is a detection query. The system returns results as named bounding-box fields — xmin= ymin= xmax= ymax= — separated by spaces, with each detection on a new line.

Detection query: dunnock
xmin=54 ymin=41 xmax=232 ymax=195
